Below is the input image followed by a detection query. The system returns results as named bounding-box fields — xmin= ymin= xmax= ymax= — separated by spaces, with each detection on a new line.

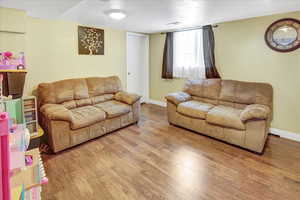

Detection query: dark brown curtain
xmin=203 ymin=25 xmax=221 ymax=79
xmin=162 ymin=32 xmax=173 ymax=79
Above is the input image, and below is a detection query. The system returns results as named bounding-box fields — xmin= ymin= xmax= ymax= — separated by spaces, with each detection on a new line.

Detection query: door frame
xmin=126 ymin=32 xmax=149 ymax=102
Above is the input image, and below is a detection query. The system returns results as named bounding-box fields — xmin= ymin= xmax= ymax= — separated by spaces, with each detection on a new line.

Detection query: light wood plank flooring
xmin=42 ymin=104 xmax=300 ymax=200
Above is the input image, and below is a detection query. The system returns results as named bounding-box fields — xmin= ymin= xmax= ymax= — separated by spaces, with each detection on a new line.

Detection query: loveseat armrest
xmin=240 ymin=104 xmax=271 ymax=122
xmin=165 ymin=92 xmax=191 ymax=105
xmin=40 ymin=104 xmax=72 ymax=122
xmin=114 ymin=91 xmax=141 ymax=105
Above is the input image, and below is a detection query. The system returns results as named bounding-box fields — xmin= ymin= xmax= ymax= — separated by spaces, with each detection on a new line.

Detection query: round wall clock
xmin=265 ymin=18 xmax=300 ymax=52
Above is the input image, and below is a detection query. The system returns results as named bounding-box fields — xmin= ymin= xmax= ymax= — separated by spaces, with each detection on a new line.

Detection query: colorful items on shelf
xmin=22 ymin=97 xmax=38 ymax=137
xmin=0 ymin=111 xmax=48 ymax=200
xmin=1 ymin=99 xmax=24 ymax=125
xmin=0 ymin=52 xmax=26 ymax=70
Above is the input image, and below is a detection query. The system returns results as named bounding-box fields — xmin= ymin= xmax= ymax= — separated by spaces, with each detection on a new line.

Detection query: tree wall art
xmin=78 ymin=26 xmax=104 ymax=55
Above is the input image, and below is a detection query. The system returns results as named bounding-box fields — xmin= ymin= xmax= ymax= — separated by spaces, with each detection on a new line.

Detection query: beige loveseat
xmin=165 ymin=79 xmax=273 ymax=153
xmin=37 ymin=76 xmax=141 ymax=153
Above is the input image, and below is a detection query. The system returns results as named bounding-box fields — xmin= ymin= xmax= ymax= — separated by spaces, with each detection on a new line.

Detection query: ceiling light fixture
xmin=108 ymin=10 xmax=126 ymax=20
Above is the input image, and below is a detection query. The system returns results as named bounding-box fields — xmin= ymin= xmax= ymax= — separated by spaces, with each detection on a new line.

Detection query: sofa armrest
xmin=40 ymin=104 xmax=72 ymax=122
xmin=165 ymin=92 xmax=191 ymax=105
xmin=114 ymin=91 xmax=141 ymax=105
xmin=240 ymin=104 xmax=271 ymax=122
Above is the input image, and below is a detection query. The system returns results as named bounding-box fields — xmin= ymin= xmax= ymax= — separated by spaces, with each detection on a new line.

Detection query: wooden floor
xmin=42 ymin=104 xmax=300 ymax=200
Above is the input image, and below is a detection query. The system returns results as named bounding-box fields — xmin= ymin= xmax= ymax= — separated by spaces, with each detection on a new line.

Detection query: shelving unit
xmin=22 ymin=96 xmax=39 ymax=138
xmin=0 ymin=70 xmax=27 ymax=73
xmin=0 ymin=111 xmax=48 ymax=200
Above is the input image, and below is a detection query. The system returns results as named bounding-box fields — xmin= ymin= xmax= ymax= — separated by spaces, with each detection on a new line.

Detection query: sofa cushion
xmin=206 ymin=105 xmax=245 ymax=130
xmin=62 ymin=100 xmax=77 ymax=109
xmin=165 ymin=92 xmax=191 ymax=105
xmin=177 ymin=100 xmax=214 ymax=119
xmin=91 ymin=94 xmax=114 ymax=104
xmin=70 ymin=106 xmax=106 ymax=130
xmin=219 ymin=80 xmax=273 ymax=107
xmin=114 ymin=91 xmax=141 ymax=105
xmin=75 ymin=98 xmax=92 ymax=107
xmin=40 ymin=104 xmax=72 ymax=121
xmin=94 ymin=100 xmax=131 ymax=118
xmin=183 ymin=79 xmax=221 ymax=100
xmin=86 ymin=76 xmax=122 ymax=97
xmin=37 ymin=78 xmax=89 ymax=105
xmin=53 ymin=78 xmax=89 ymax=103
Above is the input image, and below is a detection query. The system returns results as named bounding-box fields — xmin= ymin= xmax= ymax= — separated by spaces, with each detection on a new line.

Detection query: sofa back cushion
xmin=86 ymin=76 xmax=122 ymax=97
xmin=38 ymin=78 xmax=89 ymax=105
xmin=38 ymin=76 xmax=122 ymax=107
xmin=182 ymin=79 xmax=273 ymax=108
xmin=183 ymin=79 xmax=221 ymax=100
xmin=219 ymin=80 xmax=273 ymax=107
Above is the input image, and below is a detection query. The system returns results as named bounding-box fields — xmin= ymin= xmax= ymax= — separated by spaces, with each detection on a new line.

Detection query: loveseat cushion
xmin=183 ymin=79 xmax=221 ymax=100
xmin=70 ymin=106 xmax=106 ymax=129
xmin=91 ymin=94 xmax=114 ymax=104
xmin=114 ymin=91 xmax=141 ymax=105
xmin=62 ymin=100 xmax=77 ymax=109
xmin=206 ymin=105 xmax=245 ymax=130
xmin=240 ymin=104 xmax=270 ymax=122
xmin=177 ymin=100 xmax=214 ymax=119
xmin=94 ymin=100 xmax=131 ymax=118
xmin=165 ymin=92 xmax=191 ymax=105
xmin=219 ymin=80 xmax=273 ymax=107
xmin=86 ymin=76 xmax=122 ymax=97
xmin=40 ymin=104 xmax=72 ymax=121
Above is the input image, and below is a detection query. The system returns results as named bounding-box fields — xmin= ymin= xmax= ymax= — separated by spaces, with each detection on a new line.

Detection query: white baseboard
xmin=269 ymin=128 xmax=300 ymax=142
xmin=146 ymin=99 xmax=300 ymax=143
xmin=146 ymin=99 xmax=167 ymax=107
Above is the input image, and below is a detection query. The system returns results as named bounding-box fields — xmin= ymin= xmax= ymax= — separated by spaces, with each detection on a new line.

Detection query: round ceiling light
xmin=108 ymin=10 xmax=126 ymax=20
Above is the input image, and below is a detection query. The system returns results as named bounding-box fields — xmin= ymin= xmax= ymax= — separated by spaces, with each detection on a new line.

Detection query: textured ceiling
xmin=1 ymin=0 xmax=300 ymax=33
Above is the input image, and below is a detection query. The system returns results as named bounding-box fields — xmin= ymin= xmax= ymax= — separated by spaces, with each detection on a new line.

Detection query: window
xmin=173 ymin=29 xmax=205 ymax=79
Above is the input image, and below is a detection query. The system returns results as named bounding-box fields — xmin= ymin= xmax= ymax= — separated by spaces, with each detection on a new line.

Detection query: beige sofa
xmin=165 ymin=79 xmax=273 ymax=153
xmin=37 ymin=76 xmax=141 ymax=153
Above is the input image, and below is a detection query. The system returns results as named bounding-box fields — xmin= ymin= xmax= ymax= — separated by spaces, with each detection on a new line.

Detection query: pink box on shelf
xmin=0 ymin=52 xmax=26 ymax=70
xmin=0 ymin=65 xmax=17 ymax=70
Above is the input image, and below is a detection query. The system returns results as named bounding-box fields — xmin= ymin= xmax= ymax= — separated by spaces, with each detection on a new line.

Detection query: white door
xmin=127 ymin=32 xmax=149 ymax=103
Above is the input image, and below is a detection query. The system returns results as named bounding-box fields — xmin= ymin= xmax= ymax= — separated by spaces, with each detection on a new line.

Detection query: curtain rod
xmin=160 ymin=24 xmax=218 ymax=34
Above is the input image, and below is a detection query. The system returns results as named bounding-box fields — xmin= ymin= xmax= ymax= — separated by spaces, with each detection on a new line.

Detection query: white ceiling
xmin=1 ymin=0 xmax=300 ymax=33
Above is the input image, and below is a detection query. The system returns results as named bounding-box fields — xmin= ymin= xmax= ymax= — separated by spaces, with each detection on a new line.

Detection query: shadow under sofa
xmin=37 ymin=76 xmax=141 ymax=153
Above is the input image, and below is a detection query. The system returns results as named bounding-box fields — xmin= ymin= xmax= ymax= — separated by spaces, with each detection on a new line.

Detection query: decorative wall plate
xmin=265 ymin=18 xmax=300 ymax=52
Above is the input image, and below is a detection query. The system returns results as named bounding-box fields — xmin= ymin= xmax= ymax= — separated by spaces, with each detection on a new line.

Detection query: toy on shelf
xmin=0 ymin=51 xmax=26 ymax=70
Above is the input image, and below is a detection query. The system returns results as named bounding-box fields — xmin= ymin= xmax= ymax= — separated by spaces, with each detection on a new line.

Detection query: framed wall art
xmin=78 ymin=26 xmax=104 ymax=55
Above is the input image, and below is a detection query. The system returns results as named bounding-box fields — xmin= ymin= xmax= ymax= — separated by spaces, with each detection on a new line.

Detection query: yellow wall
xmin=0 ymin=7 xmax=127 ymax=96
xmin=150 ymin=11 xmax=300 ymax=134
xmin=25 ymin=17 xmax=126 ymax=95
xmin=0 ymin=7 xmax=26 ymax=52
